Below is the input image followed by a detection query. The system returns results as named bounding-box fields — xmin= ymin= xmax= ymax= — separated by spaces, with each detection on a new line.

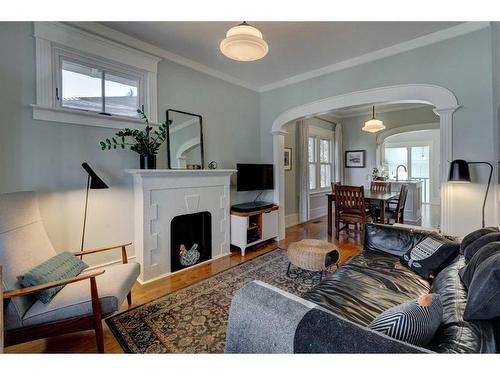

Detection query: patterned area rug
xmin=106 ymin=248 xmax=337 ymax=353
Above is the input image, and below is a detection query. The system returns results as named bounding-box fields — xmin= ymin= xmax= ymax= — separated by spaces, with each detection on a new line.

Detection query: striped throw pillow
xmin=17 ymin=252 xmax=88 ymax=304
xmin=368 ymin=294 xmax=443 ymax=347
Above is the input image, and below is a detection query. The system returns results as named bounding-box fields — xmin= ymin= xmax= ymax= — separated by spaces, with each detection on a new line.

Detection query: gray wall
xmin=0 ymin=22 xmax=260 ymax=266
xmin=259 ymin=28 xmax=496 ymax=235
xmin=342 ymin=106 xmax=438 ymax=187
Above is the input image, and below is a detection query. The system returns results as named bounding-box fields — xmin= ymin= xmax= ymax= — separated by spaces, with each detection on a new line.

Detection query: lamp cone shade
xmin=82 ymin=162 xmax=109 ymax=189
xmin=448 ymin=159 xmax=471 ymax=183
xmin=220 ymin=22 xmax=269 ymax=62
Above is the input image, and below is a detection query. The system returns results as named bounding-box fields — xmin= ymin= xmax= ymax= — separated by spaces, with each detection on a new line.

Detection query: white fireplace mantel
xmin=126 ymin=169 xmax=238 ymax=177
xmin=126 ymin=168 xmax=236 ymax=283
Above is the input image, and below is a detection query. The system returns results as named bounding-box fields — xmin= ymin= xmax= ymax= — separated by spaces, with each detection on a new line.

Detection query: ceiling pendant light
xmin=362 ymin=106 xmax=386 ymax=133
xmin=220 ymin=22 xmax=269 ymax=62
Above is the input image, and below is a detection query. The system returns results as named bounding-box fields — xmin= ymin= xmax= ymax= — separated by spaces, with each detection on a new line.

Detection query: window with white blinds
xmin=308 ymin=126 xmax=334 ymax=192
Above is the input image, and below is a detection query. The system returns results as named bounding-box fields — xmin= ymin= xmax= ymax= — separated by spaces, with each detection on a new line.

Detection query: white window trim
xmin=33 ymin=22 xmax=161 ymax=129
xmin=308 ymin=125 xmax=334 ymax=194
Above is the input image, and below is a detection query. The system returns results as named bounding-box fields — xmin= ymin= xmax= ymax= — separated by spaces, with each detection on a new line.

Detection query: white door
xmin=262 ymin=210 xmax=278 ymax=240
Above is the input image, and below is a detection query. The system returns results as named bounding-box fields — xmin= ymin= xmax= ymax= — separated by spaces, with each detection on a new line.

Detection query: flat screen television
xmin=236 ymin=163 xmax=274 ymax=191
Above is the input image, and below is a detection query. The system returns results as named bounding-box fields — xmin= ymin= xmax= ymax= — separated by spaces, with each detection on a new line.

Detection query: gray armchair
xmin=0 ymin=191 xmax=140 ymax=353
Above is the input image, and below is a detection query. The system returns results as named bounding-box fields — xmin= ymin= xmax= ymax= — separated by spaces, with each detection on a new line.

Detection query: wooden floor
xmin=5 ymin=216 xmax=362 ymax=354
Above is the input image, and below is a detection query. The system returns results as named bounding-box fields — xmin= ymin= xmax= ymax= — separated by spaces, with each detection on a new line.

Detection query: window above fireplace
xmin=32 ymin=22 xmax=161 ymax=130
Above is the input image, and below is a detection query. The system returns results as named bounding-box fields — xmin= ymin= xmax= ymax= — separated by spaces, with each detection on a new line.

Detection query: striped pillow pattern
xmin=368 ymin=294 xmax=443 ymax=347
xmin=17 ymin=252 xmax=88 ymax=304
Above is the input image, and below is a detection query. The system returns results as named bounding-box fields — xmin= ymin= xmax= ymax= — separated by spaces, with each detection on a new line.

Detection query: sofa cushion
xmin=459 ymin=241 xmax=500 ymax=289
xmin=303 ymin=250 xmax=430 ymax=326
xmin=368 ymin=294 xmax=443 ymax=347
xmin=17 ymin=252 xmax=89 ymax=304
xmin=460 ymin=227 xmax=499 ymax=255
xmin=21 ymin=262 xmax=140 ymax=328
xmin=463 ymin=232 xmax=500 ymax=262
xmin=430 ymin=257 xmax=496 ymax=353
xmin=400 ymin=233 xmax=459 ymax=280
xmin=464 ymin=253 xmax=500 ymax=321
xmin=364 ymin=223 xmax=429 ymax=257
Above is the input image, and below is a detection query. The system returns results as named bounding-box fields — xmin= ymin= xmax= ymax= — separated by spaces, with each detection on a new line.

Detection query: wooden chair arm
xmin=3 ymin=270 xmax=105 ymax=299
xmin=73 ymin=242 xmax=132 ymax=264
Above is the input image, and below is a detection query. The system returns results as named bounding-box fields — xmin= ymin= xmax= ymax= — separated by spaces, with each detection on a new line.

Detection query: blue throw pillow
xmin=464 ymin=252 xmax=500 ymax=320
xmin=369 ymin=294 xmax=443 ymax=347
xmin=460 ymin=227 xmax=498 ymax=255
xmin=459 ymin=241 xmax=500 ymax=289
xmin=17 ymin=252 xmax=88 ymax=304
xmin=462 ymin=231 xmax=500 ymax=262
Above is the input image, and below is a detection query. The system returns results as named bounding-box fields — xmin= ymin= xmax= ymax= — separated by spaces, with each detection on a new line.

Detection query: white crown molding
xmin=68 ymin=22 xmax=489 ymax=94
xmin=258 ymin=22 xmax=490 ymax=92
xmin=35 ymin=22 xmax=162 ymax=73
xmin=68 ymin=22 xmax=260 ymax=92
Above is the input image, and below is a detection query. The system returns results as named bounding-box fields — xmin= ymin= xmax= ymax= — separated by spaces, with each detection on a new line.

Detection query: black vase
xmin=139 ymin=154 xmax=156 ymax=169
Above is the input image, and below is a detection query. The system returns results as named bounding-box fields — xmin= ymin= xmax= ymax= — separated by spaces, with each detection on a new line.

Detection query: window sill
xmin=32 ymin=105 xmax=158 ymax=130
xmin=310 ymin=189 xmax=331 ymax=197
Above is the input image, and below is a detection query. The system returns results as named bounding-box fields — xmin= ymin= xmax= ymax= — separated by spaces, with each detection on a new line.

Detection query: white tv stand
xmin=230 ymin=205 xmax=279 ymax=256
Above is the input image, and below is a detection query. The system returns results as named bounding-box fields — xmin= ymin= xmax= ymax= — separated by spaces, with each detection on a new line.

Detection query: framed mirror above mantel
xmin=166 ymin=109 xmax=204 ymax=170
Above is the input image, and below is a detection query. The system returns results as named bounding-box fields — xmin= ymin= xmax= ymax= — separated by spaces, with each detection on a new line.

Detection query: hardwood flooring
xmin=5 ymin=215 xmax=362 ymax=354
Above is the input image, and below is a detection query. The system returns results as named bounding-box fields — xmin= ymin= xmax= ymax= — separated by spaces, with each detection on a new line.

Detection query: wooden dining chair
xmin=331 ymin=181 xmax=341 ymax=193
xmin=384 ymin=184 xmax=409 ymax=224
xmin=368 ymin=181 xmax=391 ymax=221
xmin=334 ymin=184 xmax=373 ymax=243
xmin=370 ymin=181 xmax=391 ymax=193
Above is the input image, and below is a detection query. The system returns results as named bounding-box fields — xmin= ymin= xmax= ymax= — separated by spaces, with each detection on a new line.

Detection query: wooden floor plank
xmin=5 ymin=215 xmax=362 ymax=353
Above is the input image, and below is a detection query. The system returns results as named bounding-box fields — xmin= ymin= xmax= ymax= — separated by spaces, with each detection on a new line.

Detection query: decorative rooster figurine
xmin=179 ymin=243 xmax=200 ymax=267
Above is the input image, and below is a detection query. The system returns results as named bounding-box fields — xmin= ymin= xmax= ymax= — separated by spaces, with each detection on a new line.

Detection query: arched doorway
xmin=270 ymin=84 xmax=459 ymax=239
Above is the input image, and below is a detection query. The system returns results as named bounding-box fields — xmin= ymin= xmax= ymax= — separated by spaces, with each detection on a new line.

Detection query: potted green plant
xmin=99 ymin=108 xmax=170 ymax=169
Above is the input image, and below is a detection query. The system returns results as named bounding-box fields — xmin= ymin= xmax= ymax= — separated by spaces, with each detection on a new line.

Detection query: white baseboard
xmin=85 ymin=255 xmax=137 ymax=271
xmin=285 ymin=206 xmax=327 ymax=228
xmin=310 ymin=206 xmax=327 ymax=220
xmin=285 ymin=213 xmax=299 ymax=228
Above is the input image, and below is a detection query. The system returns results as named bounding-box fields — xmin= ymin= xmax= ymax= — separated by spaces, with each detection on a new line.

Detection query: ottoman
xmin=286 ymin=239 xmax=340 ymax=281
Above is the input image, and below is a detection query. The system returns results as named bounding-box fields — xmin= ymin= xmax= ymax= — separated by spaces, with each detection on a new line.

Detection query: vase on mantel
xmin=140 ymin=154 xmax=157 ymax=169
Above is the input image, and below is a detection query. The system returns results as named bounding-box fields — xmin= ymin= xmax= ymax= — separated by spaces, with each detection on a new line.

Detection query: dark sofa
xmin=225 ymin=224 xmax=499 ymax=353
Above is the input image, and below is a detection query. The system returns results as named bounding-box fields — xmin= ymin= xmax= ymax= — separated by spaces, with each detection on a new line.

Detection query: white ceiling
xmin=99 ymin=22 xmax=463 ymax=90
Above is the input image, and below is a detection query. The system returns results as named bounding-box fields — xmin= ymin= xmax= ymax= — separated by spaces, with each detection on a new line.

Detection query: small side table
xmin=286 ymin=239 xmax=340 ymax=281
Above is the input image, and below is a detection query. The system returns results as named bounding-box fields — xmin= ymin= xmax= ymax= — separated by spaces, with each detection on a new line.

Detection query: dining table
xmin=326 ymin=189 xmax=400 ymax=236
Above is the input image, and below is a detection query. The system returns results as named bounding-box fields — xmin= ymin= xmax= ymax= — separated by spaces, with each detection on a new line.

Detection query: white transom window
xmin=33 ymin=22 xmax=161 ymax=129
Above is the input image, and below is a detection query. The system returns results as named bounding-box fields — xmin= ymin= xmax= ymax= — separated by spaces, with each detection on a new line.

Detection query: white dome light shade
xmin=362 ymin=106 xmax=386 ymax=133
xmin=362 ymin=118 xmax=386 ymax=133
xmin=220 ymin=23 xmax=269 ymax=62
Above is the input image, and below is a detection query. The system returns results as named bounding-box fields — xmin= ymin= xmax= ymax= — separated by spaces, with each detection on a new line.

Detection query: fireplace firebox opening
xmin=170 ymin=211 xmax=212 ymax=272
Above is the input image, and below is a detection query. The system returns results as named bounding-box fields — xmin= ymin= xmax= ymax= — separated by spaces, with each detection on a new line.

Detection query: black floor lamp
xmin=448 ymin=159 xmax=493 ymax=228
xmin=81 ymin=163 xmax=109 ymax=253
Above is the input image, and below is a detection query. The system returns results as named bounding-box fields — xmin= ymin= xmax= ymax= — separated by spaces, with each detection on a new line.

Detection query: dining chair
xmin=334 ymin=184 xmax=373 ymax=243
xmin=383 ymin=184 xmax=409 ymax=224
xmin=331 ymin=181 xmax=341 ymax=193
xmin=368 ymin=181 xmax=392 ymax=221
xmin=370 ymin=181 xmax=391 ymax=193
